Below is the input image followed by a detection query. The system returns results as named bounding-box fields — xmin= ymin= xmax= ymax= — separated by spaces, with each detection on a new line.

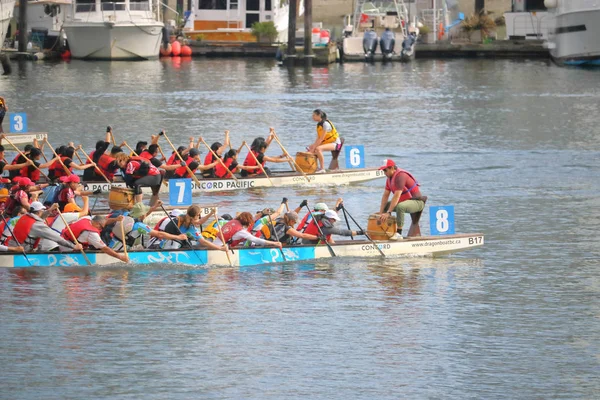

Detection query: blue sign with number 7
xmin=429 ymin=206 xmax=455 ymax=235
xmin=169 ymin=178 xmax=192 ymax=207
xmin=9 ymin=113 xmax=28 ymax=133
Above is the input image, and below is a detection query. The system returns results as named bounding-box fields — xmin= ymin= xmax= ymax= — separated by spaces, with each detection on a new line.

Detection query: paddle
xmin=160 ymin=131 xmax=205 ymax=188
xmin=120 ymin=217 xmax=128 ymax=260
xmin=341 ymin=207 xmax=354 ymax=240
xmin=304 ymin=204 xmax=336 ymax=257
xmin=159 ymin=204 xmax=206 ymax=262
xmin=0 ymin=213 xmax=32 ymax=266
xmin=2 ymin=136 xmax=51 ymax=181
xmin=267 ymin=214 xmax=286 ymax=262
xmin=122 ymin=141 xmax=139 ymax=157
xmin=200 ymin=136 xmax=239 ymax=182
xmin=57 ymin=210 xmax=92 ymax=266
xmin=212 ymin=209 xmax=233 ymax=267
xmin=341 ymin=205 xmax=386 ymax=258
xmin=271 ymin=131 xmax=311 ymax=183
xmin=44 ymin=138 xmax=72 ymax=176
xmin=242 ymin=141 xmax=273 ymax=186
xmin=76 ymin=146 xmax=111 ymax=184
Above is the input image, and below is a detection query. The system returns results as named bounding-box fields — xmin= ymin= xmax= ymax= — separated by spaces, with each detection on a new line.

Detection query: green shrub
xmin=251 ymin=21 xmax=279 ymax=42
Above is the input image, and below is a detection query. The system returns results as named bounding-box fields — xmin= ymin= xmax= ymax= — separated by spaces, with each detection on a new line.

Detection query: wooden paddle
xmin=57 ymin=210 xmax=92 ymax=266
xmin=242 ymin=142 xmax=274 ymax=186
xmin=2 ymin=136 xmax=51 ymax=181
xmin=44 ymin=138 xmax=72 ymax=176
xmin=271 ymin=131 xmax=311 ymax=183
xmin=267 ymin=214 xmax=286 ymax=262
xmin=76 ymin=146 xmax=111 ymax=184
xmin=213 ymin=210 xmax=232 ymax=267
xmin=161 ymin=131 xmax=204 ymax=188
xmin=0 ymin=213 xmax=32 ymax=266
xmin=199 ymin=137 xmax=239 ymax=182
xmin=122 ymin=141 xmax=138 ymax=157
xmin=120 ymin=218 xmax=129 ymax=259
xmin=341 ymin=205 xmax=385 ymax=257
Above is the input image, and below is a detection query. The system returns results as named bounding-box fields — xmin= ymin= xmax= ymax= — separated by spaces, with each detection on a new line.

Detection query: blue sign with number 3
xmin=344 ymin=145 xmax=365 ymax=169
xmin=9 ymin=113 xmax=28 ymax=133
xmin=169 ymin=178 xmax=192 ymax=206
xmin=429 ymin=206 xmax=455 ymax=235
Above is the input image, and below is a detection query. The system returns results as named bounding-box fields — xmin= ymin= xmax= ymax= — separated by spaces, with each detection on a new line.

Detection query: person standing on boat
xmin=377 ymin=159 xmax=425 ymax=240
xmin=202 ymin=130 xmax=230 ymax=178
xmin=307 ymin=109 xmax=343 ymax=174
xmin=60 ymin=215 xmax=129 ymax=263
xmin=114 ymin=152 xmax=163 ymax=206
xmin=0 ymin=96 xmax=7 ymax=133
xmin=301 ymin=210 xmax=363 ymax=245
xmin=213 ymin=212 xmax=282 ymax=249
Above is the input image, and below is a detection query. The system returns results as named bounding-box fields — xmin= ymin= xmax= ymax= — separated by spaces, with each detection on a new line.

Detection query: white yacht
xmin=545 ymin=0 xmax=600 ymax=66
xmin=63 ymin=0 xmax=163 ymax=60
xmin=1 ymin=0 xmax=16 ymax=44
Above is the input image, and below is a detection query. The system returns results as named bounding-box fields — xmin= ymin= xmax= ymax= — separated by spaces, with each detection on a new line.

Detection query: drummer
xmin=307 ymin=109 xmax=342 ymax=174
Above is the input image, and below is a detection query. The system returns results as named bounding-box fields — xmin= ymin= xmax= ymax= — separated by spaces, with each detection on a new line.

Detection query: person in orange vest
xmin=7 ymin=201 xmax=82 ymax=252
xmin=377 ymin=159 xmax=425 ymax=240
xmin=60 ymin=214 xmax=128 ymax=263
xmin=83 ymin=127 xmax=123 ymax=182
xmin=307 ymin=109 xmax=342 ymax=173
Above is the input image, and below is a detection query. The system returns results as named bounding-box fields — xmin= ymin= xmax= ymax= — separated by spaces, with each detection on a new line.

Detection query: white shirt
xmin=38 ymin=212 xmax=79 ymax=251
xmin=58 ymin=216 xmax=106 ymax=251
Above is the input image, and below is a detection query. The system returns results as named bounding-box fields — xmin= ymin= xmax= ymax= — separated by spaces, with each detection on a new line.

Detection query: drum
xmin=367 ymin=213 xmax=397 ymax=240
xmin=295 ymin=152 xmax=317 ymax=174
xmin=108 ymin=187 xmax=135 ymax=210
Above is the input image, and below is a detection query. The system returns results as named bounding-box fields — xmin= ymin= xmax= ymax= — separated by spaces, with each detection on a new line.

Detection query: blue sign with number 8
xmin=429 ymin=206 xmax=455 ymax=235
xmin=344 ymin=145 xmax=365 ymax=169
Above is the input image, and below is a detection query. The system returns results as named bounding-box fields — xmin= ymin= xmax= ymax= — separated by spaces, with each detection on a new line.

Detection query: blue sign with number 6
xmin=429 ymin=206 xmax=455 ymax=235
xmin=344 ymin=145 xmax=365 ymax=169
xmin=169 ymin=178 xmax=192 ymax=206
xmin=9 ymin=113 xmax=28 ymax=133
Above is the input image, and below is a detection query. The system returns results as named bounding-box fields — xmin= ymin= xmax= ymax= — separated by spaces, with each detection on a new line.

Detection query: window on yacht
xmin=101 ymin=0 xmax=125 ymax=11
xmin=130 ymin=0 xmax=150 ymax=11
xmin=76 ymin=0 xmax=96 ymax=13
xmin=199 ymin=0 xmax=227 ymax=9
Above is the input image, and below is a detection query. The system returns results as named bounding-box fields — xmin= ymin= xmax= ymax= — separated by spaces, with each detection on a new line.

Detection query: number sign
xmin=429 ymin=206 xmax=455 ymax=235
xmin=344 ymin=145 xmax=365 ymax=169
xmin=169 ymin=178 xmax=192 ymax=207
xmin=9 ymin=113 xmax=28 ymax=133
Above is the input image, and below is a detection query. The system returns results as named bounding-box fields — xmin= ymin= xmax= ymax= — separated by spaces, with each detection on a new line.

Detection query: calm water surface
xmin=1 ymin=58 xmax=599 ymax=399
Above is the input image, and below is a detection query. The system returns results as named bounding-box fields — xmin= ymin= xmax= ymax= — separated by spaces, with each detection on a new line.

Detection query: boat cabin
xmin=504 ymin=0 xmax=549 ymax=40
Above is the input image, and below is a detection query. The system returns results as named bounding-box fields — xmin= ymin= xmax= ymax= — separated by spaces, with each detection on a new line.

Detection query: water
xmin=1 ymin=58 xmax=599 ymax=399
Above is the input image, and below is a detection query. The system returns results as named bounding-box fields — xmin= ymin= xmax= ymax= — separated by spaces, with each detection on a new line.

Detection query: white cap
xmin=323 ymin=210 xmax=340 ymax=221
xmin=30 ymin=201 xmax=47 ymax=212
xmin=169 ymin=209 xmax=184 ymax=217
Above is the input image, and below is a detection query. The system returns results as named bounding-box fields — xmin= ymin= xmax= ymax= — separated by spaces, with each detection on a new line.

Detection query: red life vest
xmin=296 ymin=212 xmax=312 ymax=231
xmin=220 ymin=219 xmax=245 ymax=247
xmin=139 ymin=150 xmax=154 ymax=160
xmin=153 ymin=216 xmax=170 ymax=231
xmin=20 ymin=164 xmax=40 ymax=183
xmin=385 ymin=168 xmax=419 ymax=202
xmin=4 ymin=188 xmax=28 ymax=216
xmin=45 ymin=215 xmax=58 ymax=227
xmin=174 ymin=156 xmax=196 ymax=179
xmin=96 ymin=153 xmax=117 ymax=180
xmin=127 ymin=157 xmax=160 ymax=179
xmin=61 ymin=218 xmax=101 ymax=248
xmin=167 ymin=152 xmax=180 ymax=166
xmin=49 ymin=156 xmax=72 ymax=179
xmin=214 ymin=158 xmax=235 ymax=178
xmin=303 ymin=218 xmax=332 ymax=242
xmin=0 ymin=219 xmax=6 ymax=244
xmin=204 ymin=152 xmax=215 ymax=166
xmin=243 ymin=150 xmax=264 ymax=174
xmin=13 ymin=214 xmax=41 ymax=249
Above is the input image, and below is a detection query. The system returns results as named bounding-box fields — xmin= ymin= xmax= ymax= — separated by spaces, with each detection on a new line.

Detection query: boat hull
xmin=80 ymin=168 xmax=386 ymax=194
xmin=1 ymin=233 xmax=485 ymax=268
xmin=63 ymin=21 xmax=163 ymax=60
xmin=547 ymin=8 xmax=600 ymax=66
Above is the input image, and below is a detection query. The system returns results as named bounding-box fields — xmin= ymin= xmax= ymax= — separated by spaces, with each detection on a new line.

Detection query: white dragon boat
xmin=0 ymin=233 xmax=484 ymax=268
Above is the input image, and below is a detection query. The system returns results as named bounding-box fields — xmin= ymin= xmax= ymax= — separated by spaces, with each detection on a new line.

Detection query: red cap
xmin=378 ymin=159 xmax=396 ymax=170
xmin=60 ymin=174 xmax=81 ymax=184
xmin=0 ymin=178 xmax=10 ymax=184
xmin=17 ymin=177 xmax=34 ymax=186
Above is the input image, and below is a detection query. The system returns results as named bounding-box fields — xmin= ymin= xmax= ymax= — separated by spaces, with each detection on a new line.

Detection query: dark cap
xmin=189 ymin=148 xmax=200 ymax=157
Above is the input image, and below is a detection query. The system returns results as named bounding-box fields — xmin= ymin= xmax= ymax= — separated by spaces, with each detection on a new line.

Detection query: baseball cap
xmin=323 ymin=210 xmax=340 ymax=221
xmin=64 ymin=203 xmax=82 ymax=212
xmin=169 ymin=209 xmax=184 ymax=217
xmin=379 ymin=159 xmax=396 ymax=170
xmin=30 ymin=201 xmax=46 ymax=212
xmin=221 ymin=214 xmax=233 ymax=221
xmin=60 ymin=174 xmax=81 ymax=184
xmin=129 ymin=202 xmax=150 ymax=219
xmin=314 ymin=202 xmax=328 ymax=212
xmin=17 ymin=177 xmax=34 ymax=186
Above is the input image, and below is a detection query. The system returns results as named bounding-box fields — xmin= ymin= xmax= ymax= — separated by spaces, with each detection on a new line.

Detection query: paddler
xmin=301 ymin=209 xmax=364 ymax=245
xmin=377 ymin=159 xmax=425 ymax=240
xmin=172 ymin=148 xmax=218 ymax=179
xmin=260 ymin=211 xmax=319 ymax=245
xmin=47 ymin=145 xmax=96 ymax=181
xmin=213 ymin=212 xmax=282 ymax=249
xmin=114 ymin=152 xmax=163 ymax=206
xmin=83 ymin=127 xmax=123 ymax=182
xmin=307 ymin=109 xmax=343 ymax=174
xmin=19 ymin=148 xmax=58 ymax=183
xmin=202 ymin=130 xmax=230 ymax=178
xmin=241 ymin=133 xmax=291 ymax=177
xmin=0 ymin=136 xmax=33 ymax=175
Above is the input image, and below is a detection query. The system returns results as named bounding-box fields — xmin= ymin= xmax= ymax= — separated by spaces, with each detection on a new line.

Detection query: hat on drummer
xmin=378 ymin=159 xmax=396 ymax=170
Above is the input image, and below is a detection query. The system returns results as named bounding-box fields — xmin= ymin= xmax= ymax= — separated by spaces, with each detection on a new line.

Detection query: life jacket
xmin=61 ymin=218 xmax=101 ymax=248
xmin=153 ymin=216 xmax=170 ymax=231
xmin=242 ymin=150 xmax=264 ymax=174
xmin=48 ymin=156 xmax=71 ymax=179
xmin=20 ymin=163 xmax=40 ymax=183
xmin=127 ymin=157 xmax=159 ymax=179
xmin=204 ymin=152 xmax=215 ymax=166
xmin=296 ymin=212 xmax=313 ymax=232
xmin=167 ymin=152 xmax=180 ymax=166
xmin=9 ymin=154 xmax=26 ymax=179
xmin=220 ymin=219 xmax=245 ymax=247
xmin=385 ymin=168 xmax=419 ymax=202
xmin=303 ymin=218 xmax=330 ymax=240
xmin=4 ymin=188 xmax=28 ymax=216
xmin=57 ymin=187 xmax=73 ymax=211
xmin=12 ymin=214 xmax=42 ymax=249
xmin=256 ymin=218 xmax=290 ymax=243
xmin=316 ymin=119 xmax=339 ymax=145
xmin=139 ymin=150 xmax=154 ymax=160
xmin=96 ymin=153 xmax=117 ymax=180
xmin=0 ymin=219 xmax=7 ymax=244
xmin=214 ymin=158 xmax=235 ymax=178
xmin=173 ymin=156 xmax=196 ymax=179
xmin=45 ymin=214 xmax=58 ymax=228
xmin=201 ymin=219 xmax=228 ymax=240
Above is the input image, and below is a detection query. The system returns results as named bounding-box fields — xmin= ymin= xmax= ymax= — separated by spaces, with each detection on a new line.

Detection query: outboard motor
xmin=363 ymin=30 xmax=378 ymax=60
xmin=379 ymin=28 xmax=395 ymax=60
xmin=401 ymin=32 xmax=418 ymax=60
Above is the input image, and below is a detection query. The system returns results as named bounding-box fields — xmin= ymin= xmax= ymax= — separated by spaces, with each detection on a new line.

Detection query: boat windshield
xmin=75 ymin=0 xmax=96 ymax=12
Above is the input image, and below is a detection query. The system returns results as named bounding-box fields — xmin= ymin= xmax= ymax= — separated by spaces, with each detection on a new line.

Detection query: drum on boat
xmin=367 ymin=213 xmax=397 ymax=240
xmin=108 ymin=187 xmax=135 ymax=210
xmin=295 ymin=152 xmax=318 ymax=174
